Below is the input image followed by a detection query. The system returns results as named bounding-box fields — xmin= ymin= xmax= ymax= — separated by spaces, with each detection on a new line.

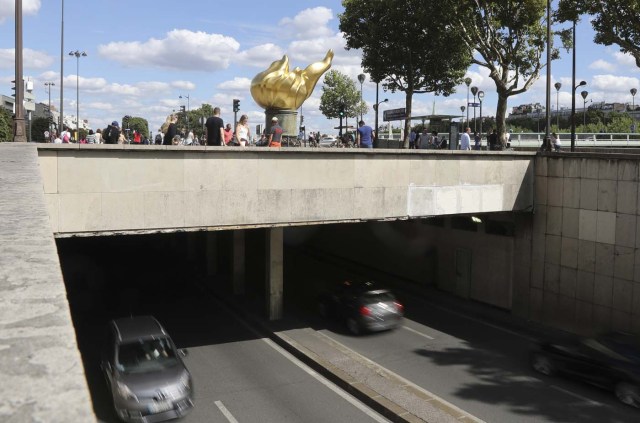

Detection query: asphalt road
xmin=284 ymin=247 xmax=640 ymax=423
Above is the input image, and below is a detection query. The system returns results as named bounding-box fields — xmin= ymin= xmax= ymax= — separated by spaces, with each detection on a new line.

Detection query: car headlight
xmin=179 ymin=372 xmax=192 ymax=392
xmin=116 ymin=381 xmax=138 ymax=402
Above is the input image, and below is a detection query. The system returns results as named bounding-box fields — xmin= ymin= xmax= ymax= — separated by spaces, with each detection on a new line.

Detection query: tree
xmin=121 ymin=116 xmax=149 ymax=139
xmin=558 ymin=0 xmax=640 ymax=68
xmin=319 ymin=70 xmax=366 ymax=131
xmin=31 ymin=117 xmax=50 ymax=142
xmin=444 ymin=0 xmax=552 ymax=148
xmin=0 ymin=108 xmax=12 ymax=142
xmin=340 ymin=0 xmax=471 ymax=147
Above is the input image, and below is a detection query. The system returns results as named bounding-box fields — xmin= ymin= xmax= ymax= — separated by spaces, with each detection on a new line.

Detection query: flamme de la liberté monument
xmin=251 ymin=49 xmax=334 ymax=140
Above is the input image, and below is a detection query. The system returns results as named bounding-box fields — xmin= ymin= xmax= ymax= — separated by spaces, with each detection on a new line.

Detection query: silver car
xmin=101 ymin=316 xmax=194 ymax=422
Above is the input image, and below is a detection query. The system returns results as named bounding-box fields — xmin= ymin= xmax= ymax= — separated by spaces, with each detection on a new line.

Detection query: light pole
xmin=179 ymin=94 xmax=190 ymax=130
xmin=571 ymin=80 xmax=586 ymax=150
xmin=581 ymin=90 xmax=589 ymax=126
xmin=357 ymin=73 xmax=365 ymax=123
xmin=374 ymin=86 xmax=388 ymax=148
xmin=59 ymin=0 xmax=64 ymax=133
xmin=68 ymin=50 xmax=86 ymax=141
xmin=13 ymin=0 xmax=27 ymax=142
xmin=464 ymin=78 xmax=472 ymax=128
xmin=554 ymin=82 xmax=562 ymax=129
xmin=478 ymin=91 xmax=484 ymax=138
xmin=631 ymin=88 xmax=637 ymax=112
xmin=470 ymin=86 xmax=478 ymax=132
xmin=45 ymin=82 xmax=55 ymax=136
xmin=460 ymin=105 xmax=466 ymax=127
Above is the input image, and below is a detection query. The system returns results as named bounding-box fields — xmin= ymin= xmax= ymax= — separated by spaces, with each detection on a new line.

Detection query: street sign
xmin=383 ymin=108 xmax=407 ymax=121
xmin=468 ymin=102 xmax=480 ymax=107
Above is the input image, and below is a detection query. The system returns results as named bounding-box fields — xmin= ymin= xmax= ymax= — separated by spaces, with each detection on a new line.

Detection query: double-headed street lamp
xmin=464 ymin=78 xmax=472 ymax=128
xmin=632 ymin=88 xmax=637 ymax=112
xmin=373 ymin=82 xmax=388 ymax=148
xmin=69 ymin=50 xmax=86 ymax=140
xmin=470 ymin=86 xmax=479 ymax=132
xmin=571 ymin=80 xmax=586 ymax=151
xmin=45 ymin=81 xmax=55 ymax=136
xmin=179 ymin=94 xmax=190 ymax=130
xmin=554 ymin=82 xmax=562 ymax=128
xmin=478 ymin=91 xmax=484 ymax=137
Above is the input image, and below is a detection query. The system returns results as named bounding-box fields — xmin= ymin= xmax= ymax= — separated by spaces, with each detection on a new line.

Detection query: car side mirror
xmin=179 ymin=348 xmax=188 ymax=358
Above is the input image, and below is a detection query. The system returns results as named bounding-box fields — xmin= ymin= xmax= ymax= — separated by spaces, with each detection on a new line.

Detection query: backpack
xmin=155 ymin=133 xmax=162 ymax=144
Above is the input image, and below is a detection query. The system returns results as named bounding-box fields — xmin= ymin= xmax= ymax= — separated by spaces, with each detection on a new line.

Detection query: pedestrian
xmin=118 ymin=129 xmax=126 ymax=144
xmin=163 ymin=115 xmax=178 ymax=145
xmin=430 ymin=130 xmax=440 ymax=149
xmin=86 ymin=129 xmax=96 ymax=144
xmin=460 ymin=127 xmax=471 ymax=150
xmin=418 ymin=129 xmax=430 ymax=149
xmin=473 ymin=132 xmax=481 ymax=150
xmin=205 ymin=107 xmax=224 ymax=146
xmin=95 ymin=128 xmax=102 ymax=144
xmin=103 ymin=121 xmax=120 ymax=144
xmin=268 ymin=116 xmax=283 ymax=147
xmin=133 ymin=130 xmax=141 ymax=144
xmin=356 ymin=120 xmax=374 ymax=149
xmin=223 ymin=123 xmax=233 ymax=145
xmin=409 ymin=129 xmax=417 ymax=149
xmin=488 ymin=128 xmax=498 ymax=150
xmin=185 ymin=130 xmax=194 ymax=146
xmin=235 ymin=115 xmax=250 ymax=146
xmin=61 ymin=126 xmax=71 ymax=143
xmin=552 ymin=132 xmax=561 ymax=152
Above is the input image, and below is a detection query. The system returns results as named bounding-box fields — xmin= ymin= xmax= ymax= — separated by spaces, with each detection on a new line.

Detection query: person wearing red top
xmin=133 ymin=130 xmax=141 ymax=144
xmin=223 ymin=124 xmax=233 ymax=145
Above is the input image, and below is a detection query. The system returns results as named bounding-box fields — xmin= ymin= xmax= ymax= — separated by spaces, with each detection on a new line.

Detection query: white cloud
xmin=235 ymin=43 xmax=285 ymax=67
xmin=613 ymin=51 xmax=638 ymax=68
xmin=217 ymin=77 xmax=251 ymax=91
xmin=279 ymin=7 xmax=334 ymax=40
xmin=591 ymin=74 xmax=639 ymax=92
xmin=589 ymin=59 xmax=616 ymax=72
xmin=98 ymin=29 xmax=240 ymax=71
xmin=0 ymin=48 xmax=54 ymax=69
xmin=171 ymin=80 xmax=196 ymax=91
xmin=85 ymin=102 xmax=114 ymax=111
xmin=0 ymin=0 xmax=40 ymax=23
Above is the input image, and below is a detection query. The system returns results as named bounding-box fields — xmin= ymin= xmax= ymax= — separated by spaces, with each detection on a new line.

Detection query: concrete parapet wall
xmin=37 ymin=145 xmax=535 ymax=236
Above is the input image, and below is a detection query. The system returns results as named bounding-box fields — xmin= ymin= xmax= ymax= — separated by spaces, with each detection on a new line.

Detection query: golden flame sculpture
xmin=250 ymin=50 xmax=334 ymax=110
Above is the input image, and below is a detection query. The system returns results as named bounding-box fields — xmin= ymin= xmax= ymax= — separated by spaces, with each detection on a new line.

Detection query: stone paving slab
xmin=0 ymin=144 xmax=95 ymax=423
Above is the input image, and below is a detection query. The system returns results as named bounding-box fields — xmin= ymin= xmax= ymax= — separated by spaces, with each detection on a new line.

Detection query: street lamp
xmin=554 ymin=82 xmax=562 ymax=129
xmin=478 ymin=91 xmax=484 ymax=138
xmin=470 ymin=86 xmax=478 ymax=132
xmin=464 ymin=77 xmax=472 ymax=128
xmin=373 ymin=84 xmax=388 ymax=148
xmin=581 ymin=90 xmax=589 ymax=127
xmin=68 ymin=50 xmax=86 ymax=141
xmin=45 ymin=82 xmax=55 ymax=136
xmin=460 ymin=105 xmax=466 ymax=125
xmin=357 ymin=73 xmax=365 ymax=123
xmin=179 ymin=94 xmax=190 ymax=131
xmin=59 ymin=0 xmax=64 ymax=134
xmin=631 ymin=88 xmax=637 ymax=112
xmin=571 ymin=80 xmax=586 ymax=151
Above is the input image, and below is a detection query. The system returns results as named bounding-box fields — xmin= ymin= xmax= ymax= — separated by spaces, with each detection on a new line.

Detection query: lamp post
xmin=374 ymin=85 xmax=388 ymax=148
xmin=464 ymin=78 xmax=472 ymax=128
xmin=581 ymin=90 xmax=589 ymax=127
xmin=59 ymin=0 xmax=64 ymax=133
xmin=460 ymin=105 xmax=466 ymax=128
xmin=13 ymin=0 xmax=27 ymax=142
xmin=554 ymin=82 xmax=562 ymax=129
xmin=571 ymin=80 xmax=586 ymax=151
xmin=470 ymin=86 xmax=478 ymax=133
xmin=632 ymin=88 xmax=637 ymax=112
xmin=357 ymin=73 xmax=365 ymax=123
xmin=45 ymin=81 xmax=55 ymax=136
xmin=179 ymin=94 xmax=190 ymax=130
xmin=68 ymin=50 xmax=86 ymax=141
xmin=478 ymin=91 xmax=484 ymax=138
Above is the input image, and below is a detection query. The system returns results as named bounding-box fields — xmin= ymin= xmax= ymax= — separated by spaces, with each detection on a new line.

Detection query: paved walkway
xmin=0 ymin=143 xmax=95 ymax=422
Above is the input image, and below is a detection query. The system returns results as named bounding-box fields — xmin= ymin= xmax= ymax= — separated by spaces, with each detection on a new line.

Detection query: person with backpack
xmin=61 ymin=126 xmax=71 ymax=143
xmin=103 ymin=121 xmax=120 ymax=144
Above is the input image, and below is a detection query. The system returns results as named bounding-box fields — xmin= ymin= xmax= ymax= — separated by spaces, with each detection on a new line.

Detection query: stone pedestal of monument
xmin=265 ymin=109 xmax=298 ymax=138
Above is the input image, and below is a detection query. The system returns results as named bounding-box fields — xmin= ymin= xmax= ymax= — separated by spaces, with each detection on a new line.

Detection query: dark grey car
xmin=318 ymin=280 xmax=404 ymax=335
xmin=101 ymin=316 xmax=194 ymax=422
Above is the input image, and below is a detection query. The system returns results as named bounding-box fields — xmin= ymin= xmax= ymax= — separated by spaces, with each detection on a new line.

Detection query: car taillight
xmin=359 ymin=306 xmax=371 ymax=316
xmin=394 ymin=302 xmax=404 ymax=313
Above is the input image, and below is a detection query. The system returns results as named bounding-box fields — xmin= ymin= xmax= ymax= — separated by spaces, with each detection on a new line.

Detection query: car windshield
xmin=362 ymin=291 xmax=395 ymax=304
xmin=117 ymin=337 xmax=179 ymax=374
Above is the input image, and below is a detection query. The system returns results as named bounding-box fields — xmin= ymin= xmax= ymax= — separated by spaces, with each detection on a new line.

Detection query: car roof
xmin=112 ymin=316 xmax=168 ymax=344
xmin=340 ymin=280 xmax=389 ymax=292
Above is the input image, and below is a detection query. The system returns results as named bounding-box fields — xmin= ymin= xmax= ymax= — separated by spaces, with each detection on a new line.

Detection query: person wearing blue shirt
xmin=356 ymin=120 xmax=374 ymax=149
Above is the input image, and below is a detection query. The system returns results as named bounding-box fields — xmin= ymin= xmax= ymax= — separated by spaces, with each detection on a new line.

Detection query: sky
xmin=1 ymin=0 xmax=639 ymax=136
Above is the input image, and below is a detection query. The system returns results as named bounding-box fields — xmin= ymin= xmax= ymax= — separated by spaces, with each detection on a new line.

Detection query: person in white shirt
xmin=552 ymin=132 xmax=561 ymax=151
xmin=460 ymin=127 xmax=471 ymax=150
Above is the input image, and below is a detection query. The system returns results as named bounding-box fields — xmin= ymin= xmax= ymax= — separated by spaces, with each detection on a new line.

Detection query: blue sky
xmin=1 ymin=0 xmax=639 ymax=136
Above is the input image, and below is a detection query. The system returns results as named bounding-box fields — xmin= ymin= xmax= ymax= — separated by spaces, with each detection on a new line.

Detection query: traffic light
xmin=300 ymin=115 xmax=304 ymax=124
xmin=180 ymin=105 xmax=186 ymax=113
xmin=11 ymin=79 xmax=16 ymax=97
xmin=338 ymin=103 xmax=345 ymax=118
xmin=233 ymin=99 xmax=240 ymax=112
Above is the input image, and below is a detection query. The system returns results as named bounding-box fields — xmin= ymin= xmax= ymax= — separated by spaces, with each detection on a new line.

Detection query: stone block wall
xmin=529 ymin=155 xmax=640 ymax=336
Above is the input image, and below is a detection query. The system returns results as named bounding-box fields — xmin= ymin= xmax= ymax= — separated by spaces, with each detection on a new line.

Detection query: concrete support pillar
xmin=233 ymin=230 xmax=245 ymax=295
xmin=265 ymin=227 xmax=283 ymax=320
xmin=206 ymin=231 xmax=218 ymax=277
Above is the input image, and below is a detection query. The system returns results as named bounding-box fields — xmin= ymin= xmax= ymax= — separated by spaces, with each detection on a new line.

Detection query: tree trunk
xmin=495 ymin=93 xmax=509 ymax=149
xmin=403 ymin=91 xmax=413 ymax=149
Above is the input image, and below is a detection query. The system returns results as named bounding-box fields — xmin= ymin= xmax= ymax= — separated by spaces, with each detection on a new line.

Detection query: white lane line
xmin=262 ymin=338 xmax=390 ymax=423
xmin=402 ymin=325 xmax=435 ymax=340
xmin=215 ymin=400 xmax=239 ymax=423
xmin=550 ymin=385 xmax=602 ymax=407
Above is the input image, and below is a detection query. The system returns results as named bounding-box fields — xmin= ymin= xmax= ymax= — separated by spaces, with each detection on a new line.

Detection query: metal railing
xmin=508 ymin=133 xmax=640 ymax=148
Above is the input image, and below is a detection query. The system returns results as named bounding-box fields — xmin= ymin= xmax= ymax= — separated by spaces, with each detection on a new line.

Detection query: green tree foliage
xmin=121 ymin=116 xmax=149 ymax=139
xmin=444 ymin=0 xmax=551 ymax=148
xmin=319 ymin=70 xmax=366 ymax=128
xmin=558 ymin=0 xmax=640 ymax=68
xmin=340 ymin=0 xmax=471 ymax=146
xmin=0 ymin=108 xmax=12 ymax=142
xmin=31 ymin=117 xmax=50 ymax=142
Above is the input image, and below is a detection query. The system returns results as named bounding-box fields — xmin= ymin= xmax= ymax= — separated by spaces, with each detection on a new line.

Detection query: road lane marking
xmin=262 ymin=338 xmax=390 ymax=423
xmin=550 ymin=385 xmax=602 ymax=406
xmin=215 ymin=400 xmax=239 ymax=423
xmin=402 ymin=325 xmax=435 ymax=340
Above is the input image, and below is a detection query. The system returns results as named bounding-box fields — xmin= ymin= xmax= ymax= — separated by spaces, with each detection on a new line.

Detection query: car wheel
xmin=347 ymin=318 xmax=360 ymax=335
xmin=615 ymin=382 xmax=640 ymax=408
xmin=531 ymin=353 xmax=556 ymax=376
